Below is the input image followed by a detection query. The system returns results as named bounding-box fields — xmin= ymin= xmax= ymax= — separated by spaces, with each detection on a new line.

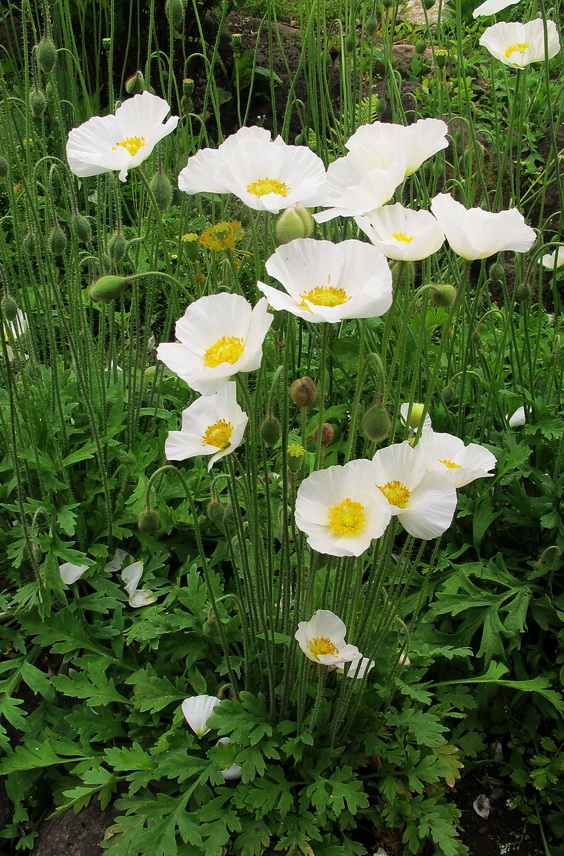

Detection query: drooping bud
xmin=382 ymin=0 xmax=393 ymax=7
xmin=441 ymin=385 xmax=454 ymax=404
xmin=165 ymin=0 xmax=185 ymax=28
xmin=310 ymin=423 xmax=334 ymax=448
xmin=29 ymin=89 xmax=47 ymax=118
xmin=108 ymin=232 xmax=127 ymax=265
xmin=362 ymin=404 xmax=391 ymax=443
xmin=0 ymin=156 xmax=8 ymax=178
xmin=489 ymin=262 xmax=505 ymax=284
xmin=137 ymin=508 xmax=161 ymax=535
xmin=207 ymin=498 xmax=229 ymax=527
xmin=294 ymin=134 xmax=305 ymax=146
xmin=345 ymin=33 xmax=356 ymax=53
xmin=275 ymin=204 xmax=314 ymax=244
xmin=1 ymin=296 xmax=19 ymax=323
xmin=514 ymin=284 xmax=531 ymax=302
xmin=22 ymin=232 xmax=36 ymax=257
xmin=260 ymin=415 xmax=282 ymax=447
xmin=429 ymin=283 xmax=457 ymax=308
xmin=37 ymin=36 xmax=57 ymax=74
xmin=71 ymin=213 xmax=92 ymax=244
xmin=289 ymin=376 xmax=317 ymax=408
xmin=287 ymin=444 xmax=305 ymax=473
xmin=125 ymin=71 xmax=145 ymax=95
xmin=149 ymin=171 xmax=173 ymax=212
xmin=366 ymin=16 xmax=377 ymax=36
xmin=88 ymin=274 xmax=130 ymax=302
xmin=202 ymin=615 xmax=219 ymax=637
xmin=391 ymin=260 xmax=414 ymax=288
xmin=48 ymin=225 xmax=67 ymax=256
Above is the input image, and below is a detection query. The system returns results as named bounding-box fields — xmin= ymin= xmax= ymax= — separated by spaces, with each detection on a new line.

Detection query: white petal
xmin=59 ymin=562 xmax=89 ymax=584
xmin=121 ymin=561 xmax=144 ymax=597
xmin=182 ymin=695 xmax=221 ymax=737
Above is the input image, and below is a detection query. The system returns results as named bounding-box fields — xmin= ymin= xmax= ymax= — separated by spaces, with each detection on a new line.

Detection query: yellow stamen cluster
xmin=300 ymin=287 xmax=350 ymax=308
xmin=378 ymin=480 xmax=410 ymax=508
xmin=112 ymin=136 xmax=146 ymax=156
xmin=199 ymin=221 xmax=244 ymax=252
xmin=309 ymin=637 xmax=339 ymax=659
xmin=504 ymin=42 xmax=530 ymax=58
xmin=203 ymin=336 xmax=245 ymax=368
xmin=391 ymin=232 xmax=416 ymax=244
xmin=246 ymin=177 xmax=288 ymax=198
xmin=328 ymin=498 xmax=366 ymax=536
xmin=203 ymin=420 xmax=234 ymax=449
xmin=438 ymin=458 xmax=462 ymax=469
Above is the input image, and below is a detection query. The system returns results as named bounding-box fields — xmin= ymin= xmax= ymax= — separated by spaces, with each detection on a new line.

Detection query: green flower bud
xmin=2 ymin=296 xmax=19 ymax=323
xmin=382 ymin=0 xmax=393 ymax=8
xmin=287 ymin=444 xmax=305 ymax=473
xmin=429 ymin=283 xmax=457 ymax=308
xmin=415 ymin=39 xmax=426 ymax=55
xmin=108 ymin=232 xmax=127 ymax=265
xmin=88 ymin=274 xmax=130 ymax=302
xmin=165 ymin=0 xmax=185 ymax=28
xmin=0 ymin=156 xmax=8 ymax=178
xmin=260 ymin=415 xmax=282 ymax=447
xmin=125 ymin=71 xmax=145 ymax=95
xmin=294 ymin=134 xmax=305 ymax=146
xmin=48 ymin=225 xmax=67 ymax=256
xmin=366 ymin=16 xmax=378 ymax=36
xmin=29 ymin=89 xmax=47 ymax=118
xmin=405 ymin=403 xmax=426 ymax=430
xmin=37 ymin=37 xmax=57 ymax=74
xmin=441 ymin=385 xmax=454 ymax=404
xmin=45 ymin=81 xmax=55 ymax=103
xmin=489 ymin=262 xmax=505 ymax=284
xmin=202 ymin=615 xmax=219 ymax=637
xmin=345 ymin=33 xmax=356 ymax=53
xmin=289 ymin=376 xmax=317 ymax=408
xmin=207 ymin=499 xmax=228 ymax=526
xmin=22 ymin=232 xmax=36 ymax=257
xmin=275 ymin=204 xmax=314 ymax=244
xmin=149 ymin=171 xmax=173 ymax=212
xmin=375 ymin=97 xmax=387 ymax=118
xmin=423 ymin=0 xmax=435 ymax=8
xmin=137 ymin=508 xmax=161 ymax=535
xmin=514 ymin=284 xmax=531 ymax=302
xmin=71 ymin=214 xmax=92 ymax=244
xmin=392 ymin=261 xmax=414 ymax=288
xmin=362 ymin=404 xmax=391 ymax=443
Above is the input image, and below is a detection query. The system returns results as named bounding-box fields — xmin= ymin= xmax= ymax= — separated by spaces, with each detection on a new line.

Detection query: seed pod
xmin=29 ymin=89 xmax=47 ymax=118
xmin=125 ymin=71 xmax=145 ymax=95
xmin=289 ymin=376 xmax=317 ymax=408
xmin=0 ymin=156 xmax=8 ymax=178
xmin=287 ymin=444 xmax=305 ymax=473
xmin=137 ymin=508 xmax=161 ymax=535
xmin=182 ymin=78 xmax=194 ymax=97
xmin=102 ymin=37 xmax=112 ymax=51
xmin=149 ymin=171 xmax=173 ymax=212
xmin=429 ymin=283 xmax=457 ymax=308
xmin=48 ymin=225 xmax=67 ymax=256
xmin=362 ymin=404 xmax=391 ymax=443
xmin=37 ymin=36 xmax=57 ymax=74
xmin=435 ymin=49 xmax=448 ymax=68
xmin=275 ymin=204 xmax=314 ymax=244
xmin=165 ymin=0 xmax=185 ymax=28
xmin=260 ymin=415 xmax=282 ymax=447
xmin=71 ymin=214 xmax=92 ymax=244
xmin=88 ymin=274 xmax=130 ymax=302
xmin=22 ymin=232 xmax=36 ymax=257
xmin=108 ymin=232 xmax=127 ymax=265
xmin=2 ymin=296 xmax=19 ymax=322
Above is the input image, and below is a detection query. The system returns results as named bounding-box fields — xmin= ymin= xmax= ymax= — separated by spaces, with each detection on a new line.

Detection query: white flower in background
xmin=295 ymin=609 xmax=363 ymax=666
xmin=216 ymin=737 xmax=243 ymax=780
xmin=509 ymin=406 xmax=526 ymax=427
xmin=540 ymin=248 xmax=563 ymax=270
xmin=104 ymin=548 xmax=131 ymax=573
xmin=165 ymin=383 xmax=248 ymax=470
xmin=430 ymin=193 xmax=536 ymax=259
xmin=157 ymin=294 xmax=273 ymax=395
xmin=121 ymin=561 xmax=156 ymax=607
xmin=59 ymin=562 xmax=89 ymax=584
xmin=473 ymin=0 xmax=520 ymax=17
xmin=479 ymin=19 xmax=560 ymax=68
xmin=400 ymin=403 xmax=432 ymax=434
xmin=346 ymin=118 xmax=449 ymax=177
xmin=337 ymin=657 xmax=375 ymax=679
xmin=356 ymin=204 xmax=445 ymax=261
xmin=178 ymin=126 xmax=327 ymax=213
xmin=372 ymin=442 xmax=457 ymax=539
xmin=295 ymin=459 xmax=393 ymax=557
xmin=257 ymin=239 xmax=392 ymax=323
xmin=3 ymin=308 xmax=28 ymax=340
xmin=417 ymin=429 xmax=497 ymax=488
xmin=66 ymin=91 xmax=179 ymax=182
xmin=181 ymin=695 xmax=221 ymax=737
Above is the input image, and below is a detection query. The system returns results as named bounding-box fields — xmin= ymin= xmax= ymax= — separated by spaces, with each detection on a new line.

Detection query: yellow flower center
xmin=309 ymin=637 xmax=339 ymax=660
xmin=438 ymin=458 xmax=462 ymax=469
xmin=328 ymin=498 xmax=366 ymax=536
xmin=504 ymin=42 xmax=530 ymax=58
xmin=246 ymin=178 xmax=288 ymax=198
xmin=391 ymin=232 xmax=416 ymax=244
xmin=203 ymin=336 xmax=245 ymax=368
xmin=112 ymin=136 xmax=146 ymax=156
xmin=299 ymin=287 xmax=350 ymax=308
xmin=200 ymin=221 xmax=244 ymax=251
xmin=378 ymin=480 xmax=411 ymax=508
xmin=203 ymin=420 xmax=234 ymax=449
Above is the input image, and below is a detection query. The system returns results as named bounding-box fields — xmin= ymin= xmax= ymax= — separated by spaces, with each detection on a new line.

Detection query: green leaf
xmin=51 ymin=668 xmax=129 ymax=706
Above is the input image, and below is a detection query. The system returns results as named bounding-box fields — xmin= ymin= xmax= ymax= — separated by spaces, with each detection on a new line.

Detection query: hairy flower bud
xmin=137 ymin=508 xmax=161 ymax=535
xmin=125 ymin=71 xmax=145 ymax=95
xmin=48 ymin=225 xmax=67 ymax=256
xmin=165 ymin=0 xmax=185 ymax=27
xmin=489 ymin=262 xmax=505 ymax=284
xmin=362 ymin=404 xmax=391 ymax=443
xmin=345 ymin=33 xmax=356 ymax=53
xmin=415 ymin=39 xmax=426 ymax=55
xmin=429 ymin=283 xmax=457 ymax=308
xmin=71 ymin=213 xmax=92 ymax=244
xmin=108 ymin=232 xmax=127 ymax=265
xmin=441 ymin=385 xmax=454 ymax=404
xmin=202 ymin=615 xmax=219 ymax=637
xmin=149 ymin=171 xmax=173 ymax=212
xmin=289 ymin=376 xmax=317 ymax=408
xmin=88 ymin=274 xmax=130 ymax=302
xmin=29 ymin=89 xmax=47 ymax=118
xmin=366 ymin=16 xmax=377 ymax=36
xmin=275 ymin=204 xmax=314 ymax=244
xmin=514 ymin=284 xmax=531 ymax=302
xmin=37 ymin=36 xmax=57 ymax=74
xmin=1 ymin=296 xmax=19 ymax=323
xmin=310 ymin=422 xmax=334 ymax=448
xmin=260 ymin=415 xmax=282 ymax=447
xmin=22 ymin=232 xmax=36 ymax=257
xmin=207 ymin=499 xmax=229 ymax=526
xmin=0 ymin=156 xmax=8 ymax=178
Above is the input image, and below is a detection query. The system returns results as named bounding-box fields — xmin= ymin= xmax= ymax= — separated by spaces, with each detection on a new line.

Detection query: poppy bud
xmin=125 ymin=71 xmax=145 ymax=96
xmin=202 ymin=615 xmax=219 ymax=637
xmin=207 ymin=499 xmax=228 ymax=526
xmin=149 ymin=171 xmax=173 ymax=212
xmin=22 ymin=232 xmax=36 ymax=257
xmin=71 ymin=214 xmax=92 ymax=244
xmin=231 ymin=33 xmax=243 ymax=52
xmin=88 ymin=274 xmax=130 ymax=302
xmin=48 ymin=225 xmax=67 ymax=256
xmin=260 ymin=415 xmax=282 ymax=447
xmin=29 ymin=89 xmax=47 ymax=118
xmin=345 ymin=33 xmax=356 ymax=53
xmin=362 ymin=404 xmax=391 ymax=443
xmin=102 ymin=37 xmax=112 ymax=51
xmin=441 ymin=385 xmax=454 ymax=404
xmin=108 ymin=232 xmax=127 ymax=265
xmin=37 ymin=37 xmax=57 ymax=74
xmin=294 ymin=134 xmax=305 ymax=146
xmin=423 ymin=0 xmax=435 ymax=8
xmin=0 ymin=157 xmax=8 ymax=178
xmin=2 ymin=296 xmax=19 ymax=322
xmin=165 ymin=0 xmax=185 ymax=27
xmin=392 ymin=261 xmax=414 ymax=288
xmin=405 ymin=403 xmax=426 ymax=430
xmin=382 ymin=0 xmax=393 ymax=7
xmin=287 ymin=444 xmax=305 ymax=473
xmin=137 ymin=508 xmax=161 ymax=535
xmin=366 ymin=16 xmax=377 ymax=36
xmin=514 ymin=284 xmax=531 ymax=302
xmin=489 ymin=262 xmax=505 ymax=284
xmin=429 ymin=283 xmax=457 ymax=308
xmin=275 ymin=204 xmax=314 ymax=244
xmin=289 ymin=376 xmax=317 ymax=408
xmin=310 ymin=423 xmax=334 ymax=448
xmin=415 ymin=39 xmax=426 ymax=55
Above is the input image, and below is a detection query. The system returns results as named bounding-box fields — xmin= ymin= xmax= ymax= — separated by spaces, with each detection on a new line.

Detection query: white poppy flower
xmin=295 ymin=609 xmax=363 ymax=666
xmin=165 ymin=383 xmax=248 ymax=470
xmin=479 ymin=19 xmax=560 ymax=68
xmin=121 ymin=561 xmax=156 ymax=608
xmin=356 ymin=204 xmax=445 ymax=261
xmin=157 ymin=294 xmax=273 ymax=395
xmin=3 ymin=309 xmax=28 ymax=340
xmin=371 ymin=442 xmax=457 ymax=539
xmin=430 ymin=193 xmax=536 ymax=260
xmin=66 ymin=92 xmax=179 ymax=182
xmin=216 ymin=737 xmax=242 ymax=780
xmin=509 ymin=406 xmax=526 ymax=427
xmin=346 ymin=118 xmax=449 ymax=177
xmin=59 ymin=562 xmax=89 ymax=584
xmin=295 ymin=459 xmax=392 ymax=557
xmin=181 ymin=695 xmax=221 ymax=737
xmin=257 ymin=239 xmax=392 ymax=323
xmin=337 ymin=657 xmax=375 ymax=679
xmin=473 ymin=0 xmax=520 ymax=17
xmin=400 ymin=403 xmax=432 ymax=434
xmin=417 ymin=429 xmax=497 ymax=488
xmin=178 ymin=126 xmax=327 ymax=213
xmin=540 ymin=249 xmax=563 ymax=270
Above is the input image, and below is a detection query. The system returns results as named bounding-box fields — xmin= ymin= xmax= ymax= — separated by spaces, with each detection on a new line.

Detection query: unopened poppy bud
xmin=366 ymin=16 xmax=377 ymax=36
xmin=375 ymin=97 xmax=386 ymax=118
xmin=165 ymin=0 xmax=185 ymax=27
xmin=489 ymin=262 xmax=505 ymax=284
xmin=345 ymin=33 xmax=356 ymax=53
xmin=289 ymin=376 xmax=317 ymax=408
xmin=37 ymin=36 xmax=57 ymax=74
xmin=310 ymin=422 xmax=334 ymax=448
xmin=88 ymin=274 xmax=130 ymax=302
xmin=415 ymin=39 xmax=426 ymax=54
xmin=71 ymin=214 xmax=92 ymax=244
xmin=207 ymin=498 xmax=228 ymax=526
xmin=260 ymin=415 xmax=282 ymax=447
xmin=0 ymin=157 xmax=8 ymax=178
xmin=287 ymin=444 xmax=305 ymax=473
xmin=429 ymin=283 xmax=457 ymax=308
xmin=22 ymin=232 xmax=36 ymax=257
xmin=362 ymin=404 xmax=391 ymax=443
xmin=2 ymin=296 xmax=19 ymax=322
xmin=434 ymin=49 xmax=448 ymax=68
xmin=382 ymin=0 xmax=393 ymax=7
xmin=182 ymin=77 xmax=194 ymax=97
xmin=392 ymin=261 xmax=414 ymax=288
xmin=423 ymin=0 xmax=435 ymax=8
xmin=472 ymin=329 xmax=481 ymax=345
xmin=514 ymin=284 xmax=531 ymax=302
xmin=202 ymin=615 xmax=219 ymax=637
xmin=137 ymin=508 xmax=161 ymax=535
xmin=48 ymin=225 xmax=67 ymax=256
xmin=29 ymin=89 xmax=47 ymax=118
xmin=149 ymin=171 xmax=173 ymax=212
xmin=294 ymin=134 xmax=305 ymax=146
xmin=108 ymin=232 xmax=127 ymax=265
xmin=102 ymin=37 xmax=112 ymax=51
xmin=125 ymin=71 xmax=145 ymax=95
xmin=441 ymin=385 xmax=454 ymax=404
xmin=275 ymin=204 xmax=314 ymax=244
xmin=405 ymin=403 xmax=426 ymax=430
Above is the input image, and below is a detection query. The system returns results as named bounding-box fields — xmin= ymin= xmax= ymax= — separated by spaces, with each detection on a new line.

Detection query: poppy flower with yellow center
xmin=295 ymin=610 xmax=363 ymax=666
xmin=417 ymin=429 xmax=497 ymax=488
xmin=356 ymin=203 xmax=445 ymax=261
xmin=479 ymin=19 xmax=560 ymax=68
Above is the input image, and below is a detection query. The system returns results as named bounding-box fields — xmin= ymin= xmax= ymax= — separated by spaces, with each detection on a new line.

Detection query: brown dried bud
xmin=289 ymin=376 xmax=317 ymax=408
